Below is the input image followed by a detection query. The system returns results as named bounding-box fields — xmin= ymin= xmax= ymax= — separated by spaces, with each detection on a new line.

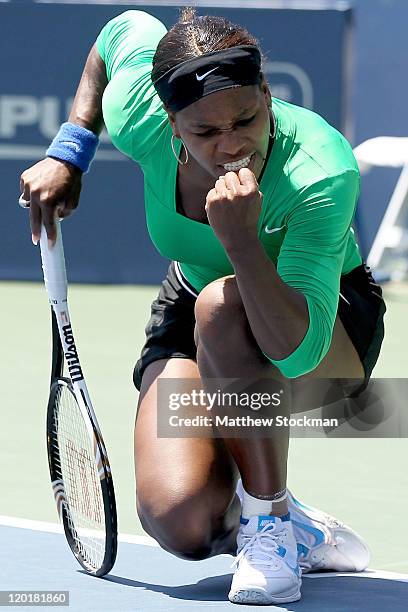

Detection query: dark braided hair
xmin=151 ymin=7 xmax=263 ymax=83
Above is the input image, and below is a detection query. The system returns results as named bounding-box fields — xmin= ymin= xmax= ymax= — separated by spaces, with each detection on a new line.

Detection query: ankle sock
xmin=241 ymin=485 xmax=288 ymax=519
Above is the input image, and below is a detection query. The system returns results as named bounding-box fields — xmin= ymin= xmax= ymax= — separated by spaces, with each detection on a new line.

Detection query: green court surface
xmin=1 ymin=280 xmax=407 ymax=574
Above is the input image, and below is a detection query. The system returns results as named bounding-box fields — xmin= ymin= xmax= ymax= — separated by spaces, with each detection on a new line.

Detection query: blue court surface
xmin=1 ymin=518 xmax=407 ymax=611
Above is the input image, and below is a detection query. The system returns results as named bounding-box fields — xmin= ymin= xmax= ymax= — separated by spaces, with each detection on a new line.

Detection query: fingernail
xmin=32 ymin=234 xmax=38 ymax=246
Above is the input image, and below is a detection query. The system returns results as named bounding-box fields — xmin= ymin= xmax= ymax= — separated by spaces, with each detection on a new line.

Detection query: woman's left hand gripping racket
xmin=20 ymin=197 xmax=118 ymax=576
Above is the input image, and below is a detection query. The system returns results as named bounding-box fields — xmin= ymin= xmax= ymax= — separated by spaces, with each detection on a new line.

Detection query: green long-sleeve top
xmin=97 ymin=10 xmax=363 ymax=378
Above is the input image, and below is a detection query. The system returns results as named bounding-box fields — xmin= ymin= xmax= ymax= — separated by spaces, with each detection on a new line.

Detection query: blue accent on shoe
xmin=257 ymin=515 xmax=277 ymax=530
xmin=241 ymin=514 xmax=292 ymax=529
xmin=293 ymin=564 xmax=301 ymax=576
xmin=297 ymin=543 xmax=309 ymax=558
xmin=255 ymin=514 xmax=291 ymax=530
xmin=278 ymin=546 xmax=300 ymax=576
xmin=292 ymin=519 xmax=325 ymax=547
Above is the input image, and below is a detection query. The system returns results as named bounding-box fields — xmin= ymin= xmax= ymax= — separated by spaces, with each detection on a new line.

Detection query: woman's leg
xmin=134 ymin=272 xmax=370 ymax=570
xmin=194 ymin=275 xmax=365 ymax=509
xmin=194 ymin=275 xmax=370 ymax=603
xmin=134 ymin=357 xmax=241 ymax=560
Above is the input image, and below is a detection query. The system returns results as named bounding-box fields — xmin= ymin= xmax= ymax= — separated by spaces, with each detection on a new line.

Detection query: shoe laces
xmin=231 ymin=524 xmax=284 ymax=571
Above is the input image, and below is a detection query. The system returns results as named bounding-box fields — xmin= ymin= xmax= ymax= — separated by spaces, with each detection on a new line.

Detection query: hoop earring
xmin=171 ymin=134 xmax=189 ymax=165
xmin=269 ymin=110 xmax=276 ymax=140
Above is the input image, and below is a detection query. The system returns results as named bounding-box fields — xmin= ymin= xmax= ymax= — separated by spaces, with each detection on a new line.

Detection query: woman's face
xmin=168 ymin=81 xmax=272 ymax=181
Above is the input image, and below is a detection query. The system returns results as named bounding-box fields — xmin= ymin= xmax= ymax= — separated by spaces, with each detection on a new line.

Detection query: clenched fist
xmin=205 ymin=168 xmax=262 ymax=254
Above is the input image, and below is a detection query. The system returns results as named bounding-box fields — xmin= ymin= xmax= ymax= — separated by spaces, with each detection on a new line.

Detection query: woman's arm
xmin=20 ymin=44 xmax=108 ymax=244
xmin=206 ymin=168 xmax=359 ymax=378
xmin=227 ymin=239 xmax=309 ymax=363
xmin=68 ymin=43 xmax=107 ymax=133
xmin=21 ymin=10 xmax=167 ymax=244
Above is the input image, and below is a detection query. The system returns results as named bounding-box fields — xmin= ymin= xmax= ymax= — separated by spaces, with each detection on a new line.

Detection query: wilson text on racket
xmin=62 ymin=323 xmax=84 ymax=382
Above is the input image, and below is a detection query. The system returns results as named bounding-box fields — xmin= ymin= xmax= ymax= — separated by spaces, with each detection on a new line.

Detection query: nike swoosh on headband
xmin=196 ymin=67 xmax=219 ymax=81
xmin=264 ymin=225 xmax=285 ymax=234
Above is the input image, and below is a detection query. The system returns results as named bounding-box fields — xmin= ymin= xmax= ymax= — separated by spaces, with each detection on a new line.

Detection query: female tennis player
xmin=20 ymin=8 xmax=386 ymax=605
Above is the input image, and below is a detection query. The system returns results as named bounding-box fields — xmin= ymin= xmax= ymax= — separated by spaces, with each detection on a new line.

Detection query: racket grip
xmin=39 ymin=222 xmax=68 ymax=303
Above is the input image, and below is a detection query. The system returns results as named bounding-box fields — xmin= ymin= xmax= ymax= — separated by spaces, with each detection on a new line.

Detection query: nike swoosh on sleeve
xmin=264 ymin=225 xmax=285 ymax=234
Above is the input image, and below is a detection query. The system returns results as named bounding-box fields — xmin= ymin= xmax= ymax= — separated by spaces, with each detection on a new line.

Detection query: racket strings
xmin=52 ymin=383 xmax=106 ymax=570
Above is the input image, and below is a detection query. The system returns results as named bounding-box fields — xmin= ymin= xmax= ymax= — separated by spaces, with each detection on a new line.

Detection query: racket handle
xmin=39 ymin=221 xmax=68 ymax=303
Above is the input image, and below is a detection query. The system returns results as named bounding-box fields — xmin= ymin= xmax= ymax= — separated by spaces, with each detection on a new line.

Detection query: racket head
xmin=46 ymin=377 xmax=117 ymax=576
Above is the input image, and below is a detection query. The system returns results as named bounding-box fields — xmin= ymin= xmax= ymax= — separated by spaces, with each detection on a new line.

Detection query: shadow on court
xmin=102 ymin=572 xmax=231 ymax=601
xmin=102 ymin=571 xmax=408 ymax=611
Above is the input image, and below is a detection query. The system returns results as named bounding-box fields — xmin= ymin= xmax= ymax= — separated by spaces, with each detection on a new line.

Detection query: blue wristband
xmin=46 ymin=122 xmax=99 ymax=173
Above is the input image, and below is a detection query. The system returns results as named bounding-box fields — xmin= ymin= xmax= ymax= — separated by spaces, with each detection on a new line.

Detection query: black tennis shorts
xmin=133 ymin=262 xmax=386 ymax=393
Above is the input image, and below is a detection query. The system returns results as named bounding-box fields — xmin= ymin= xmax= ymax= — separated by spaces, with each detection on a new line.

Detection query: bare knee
xmin=194 ymin=277 xmax=247 ymax=351
xmin=136 ymin=491 xmax=228 ymax=561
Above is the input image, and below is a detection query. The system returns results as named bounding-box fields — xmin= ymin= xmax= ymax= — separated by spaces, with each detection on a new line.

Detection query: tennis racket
xmin=20 ymin=198 xmax=117 ymax=576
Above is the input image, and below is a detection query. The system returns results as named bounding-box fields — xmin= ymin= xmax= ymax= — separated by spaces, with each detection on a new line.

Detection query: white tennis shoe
xmin=235 ymin=480 xmax=370 ymax=573
xmin=287 ymin=490 xmax=371 ymax=573
xmin=229 ymin=514 xmax=301 ymax=605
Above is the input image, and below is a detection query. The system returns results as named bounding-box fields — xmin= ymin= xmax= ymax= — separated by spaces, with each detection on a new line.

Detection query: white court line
xmin=303 ymin=570 xmax=408 ymax=583
xmin=1 ymin=515 xmax=408 ymax=582
xmin=0 ymin=515 xmax=158 ymax=547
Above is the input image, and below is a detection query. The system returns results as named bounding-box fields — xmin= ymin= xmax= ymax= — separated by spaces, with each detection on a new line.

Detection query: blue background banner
xmin=1 ymin=2 xmax=353 ymax=283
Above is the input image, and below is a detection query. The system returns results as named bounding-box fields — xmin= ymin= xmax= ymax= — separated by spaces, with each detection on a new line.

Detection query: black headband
xmin=152 ymin=45 xmax=262 ymax=112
